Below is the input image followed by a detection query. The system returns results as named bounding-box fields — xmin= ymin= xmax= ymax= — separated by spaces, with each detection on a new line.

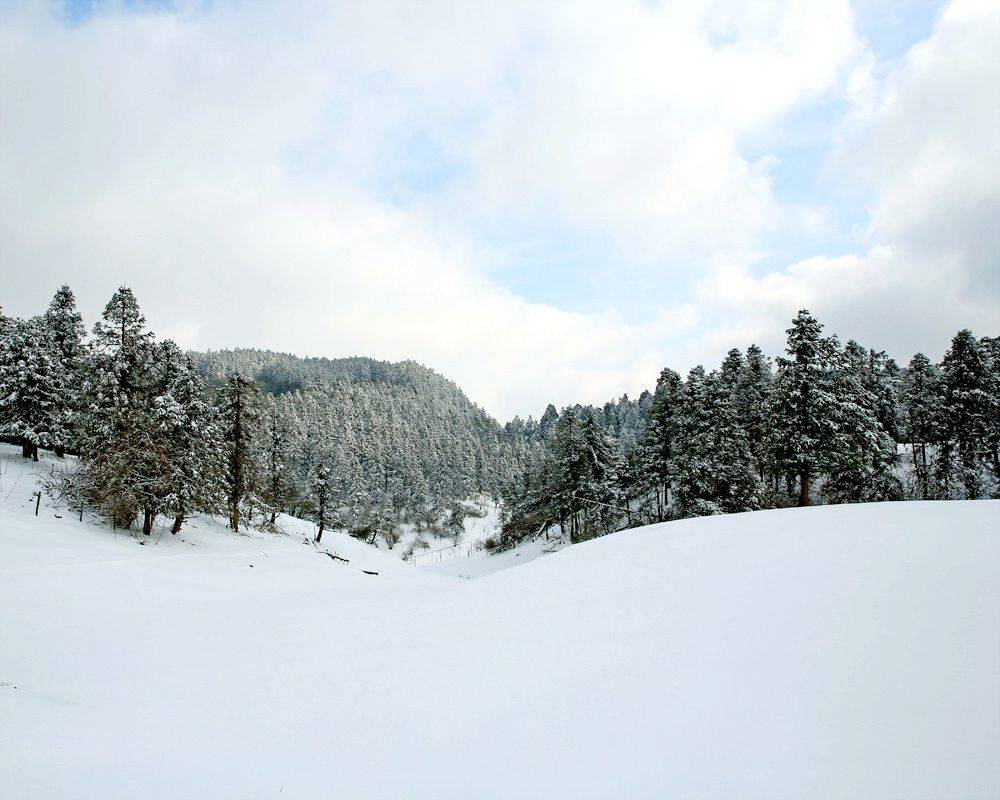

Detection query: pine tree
xmin=981 ymin=336 xmax=1000 ymax=489
xmin=578 ymin=409 xmax=623 ymax=537
xmin=719 ymin=348 xmax=745 ymax=392
xmin=769 ymin=311 xmax=840 ymax=506
xmin=642 ymin=367 xmax=683 ymax=519
xmin=78 ymin=287 xmax=159 ymax=530
xmin=539 ymin=403 xmax=559 ymax=443
xmin=551 ymin=406 xmax=586 ymax=541
xmin=154 ymin=343 xmax=222 ymax=533
xmin=444 ymin=500 xmax=466 ymax=542
xmin=41 ymin=285 xmax=87 ymax=456
xmin=311 ymin=462 xmax=333 ymax=543
xmin=706 ymin=370 xmax=763 ymax=514
xmin=217 ymin=372 xmax=261 ymax=531
xmin=900 ymin=353 xmax=941 ymax=499
xmin=671 ymin=366 xmax=716 ymax=516
xmin=824 ymin=340 xmax=901 ymax=504
xmin=0 ymin=317 xmax=66 ymax=460
xmin=735 ymin=344 xmax=773 ymax=483
xmin=938 ymin=330 xmax=991 ymax=499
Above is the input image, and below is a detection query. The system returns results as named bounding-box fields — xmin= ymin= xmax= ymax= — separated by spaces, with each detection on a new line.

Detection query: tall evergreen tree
xmin=769 ymin=311 xmax=840 ymax=506
xmin=0 ymin=317 xmax=66 ymax=460
xmin=900 ymin=353 xmax=941 ymax=499
xmin=735 ymin=344 xmax=773 ymax=483
xmin=938 ymin=330 xmax=992 ymax=499
xmin=217 ymin=372 xmax=261 ymax=531
xmin=824 ymin=340 xmax=901 ymax=504
xmin=77 ymin=288 xmax=160 ymax=529
xmin=642 ymin=367 xmax=683 ymax=519
xmin=41 ymin=285 xmax=87 ymax=455
xmin=154 ymin=343 xmax=222 ymax=533
xmin=311 ymin=462 xmax=333 ymax=543
xmin=981 ymin=336 xmax=1000 ymax=489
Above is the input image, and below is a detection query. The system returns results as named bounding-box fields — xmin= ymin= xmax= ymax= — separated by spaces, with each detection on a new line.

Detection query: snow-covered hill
xmin=1 ymin=446 xmax=997 ymax=799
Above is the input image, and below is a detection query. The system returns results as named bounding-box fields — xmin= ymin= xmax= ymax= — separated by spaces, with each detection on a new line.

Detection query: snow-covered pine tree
xmin=444 ymin=500 xmax=466 ymax=543
xmin=705 ymin=369 xmax=762 ymax=514
xmin=938 ymin=330 xmax=992 ymax=499
xmin=78 ymin=287 xmax=160 ymax=529
xmin=719 ymin=348 xmax=745 ymax=392
xmin=641 ymin=367 xmax=683 ymax=520
xmin=768 ymin=310 xmax=841 ymax=506
xmin=551 ymin=406 xmax=586 ymax=541
xmin=900 ymin=353 xmax=942 ymax=499
xmin=578 ymin=408 xmax=623 ymax=537
xmin=735 ymin=344 xmax=773 ymax=484
xmin=0 ymin=316 xmax=66 ymax=460
xmin=981 ymin=336 xmax=1000 ymax=488
xmin=41 ymin=285 xmax=87 ymax=456
xmin=670 ymin=366 xmax=715 ymax=517
xmin=153 ymin=343 xmax=223 ymax=533
xmin=823 ymin=340 xmax=901 ymax=504
xmin=311 ymin=462 xmax=333 ymax=543
xmin=539 ymin=403 xmax=559 ymax=443
xmin=216 ymin=371 xmax=261 ymax=531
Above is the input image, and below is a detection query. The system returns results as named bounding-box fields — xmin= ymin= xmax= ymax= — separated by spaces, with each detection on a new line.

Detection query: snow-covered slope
xmin=1 ymin=447 xmax=997 ymax=799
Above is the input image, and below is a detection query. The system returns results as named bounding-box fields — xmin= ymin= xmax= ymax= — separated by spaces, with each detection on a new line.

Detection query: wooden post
xmin=35 ymin=491 xmax=41 ymax=516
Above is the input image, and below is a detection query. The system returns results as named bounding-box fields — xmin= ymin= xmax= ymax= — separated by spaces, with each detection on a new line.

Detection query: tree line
xmin=2 ymin=290 xmax=995 ymax=549
xmin=494 ymin=311 xmax=999 ymax=549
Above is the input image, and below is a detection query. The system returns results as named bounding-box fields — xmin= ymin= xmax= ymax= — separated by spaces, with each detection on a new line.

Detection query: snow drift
xmin=1 ymin=449 xmax=997 ymax=799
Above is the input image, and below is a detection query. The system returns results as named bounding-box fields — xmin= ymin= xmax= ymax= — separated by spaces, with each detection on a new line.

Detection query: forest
xmin=0 ymin=285 xmax=997 ymax=553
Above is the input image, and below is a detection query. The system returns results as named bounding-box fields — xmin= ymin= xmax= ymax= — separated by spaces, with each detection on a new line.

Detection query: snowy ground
xmin=390 ymin=495 xmax=503 ymax=567
xmin=1 ymin=446 xmax=998 ymax=799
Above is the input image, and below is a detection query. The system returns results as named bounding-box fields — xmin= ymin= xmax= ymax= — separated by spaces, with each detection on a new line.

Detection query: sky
xmin=1 ymin=0 xmax=997 ymax=420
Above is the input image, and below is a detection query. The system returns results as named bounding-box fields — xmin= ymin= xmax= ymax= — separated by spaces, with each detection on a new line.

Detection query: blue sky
xmin=2 ymin=0 xmax=997 ymax=417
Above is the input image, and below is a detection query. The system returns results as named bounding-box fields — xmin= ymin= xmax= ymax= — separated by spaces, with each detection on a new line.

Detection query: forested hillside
xmin=192 ymin=348 xmax=519 ymax=541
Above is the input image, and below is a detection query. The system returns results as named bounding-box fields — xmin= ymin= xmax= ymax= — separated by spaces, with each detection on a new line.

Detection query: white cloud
xmin=0 ymin=0 xmax=994 ymax=418
xmin=690 ymin=0 xmax=999 ymax=363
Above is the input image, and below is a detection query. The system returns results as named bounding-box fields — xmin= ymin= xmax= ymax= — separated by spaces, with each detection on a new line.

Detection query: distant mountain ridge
xmin=193 ymin=348 xmax=475 ymax=398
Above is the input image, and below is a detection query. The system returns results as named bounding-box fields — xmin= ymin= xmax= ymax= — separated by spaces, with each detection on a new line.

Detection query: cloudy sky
xmin=1 ymin=0 xmax=997 ymax=419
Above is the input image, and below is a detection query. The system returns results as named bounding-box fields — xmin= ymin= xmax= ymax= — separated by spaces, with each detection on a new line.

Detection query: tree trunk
xmin=55 ymin=446 xmax=65 ymax=458
xmin=270 ymin=510 xmax=277 ymax=526
xmin=31 ymin=444 xmax=39 ymax=462
xmin=21 ymin=441 xmax=32 ymax=459
xmin=315 ymin=522 xmax=324 ymax=543
xmin=920 ymin=442 xmax=930 ymax=500
xmin=171 ymin=513 xmax=184 ymax=534
xmin=142 ymin=507 xmax=154 ymax=535
xmin=798 ymin=470 xmax=811 ymax=506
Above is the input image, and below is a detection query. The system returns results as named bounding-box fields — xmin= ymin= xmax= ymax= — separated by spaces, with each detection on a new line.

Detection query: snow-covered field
xmin=1 ymin=446 xmax=997 ymax=799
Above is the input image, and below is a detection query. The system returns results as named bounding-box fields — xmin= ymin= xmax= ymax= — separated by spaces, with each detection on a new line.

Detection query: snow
xmin=391 ymin=495 xmax=502 ymax=564
xmin=1 ymin=445 xmax=998 ymax=799
xmin=419 ymin=533 xmax=559 ymax=578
